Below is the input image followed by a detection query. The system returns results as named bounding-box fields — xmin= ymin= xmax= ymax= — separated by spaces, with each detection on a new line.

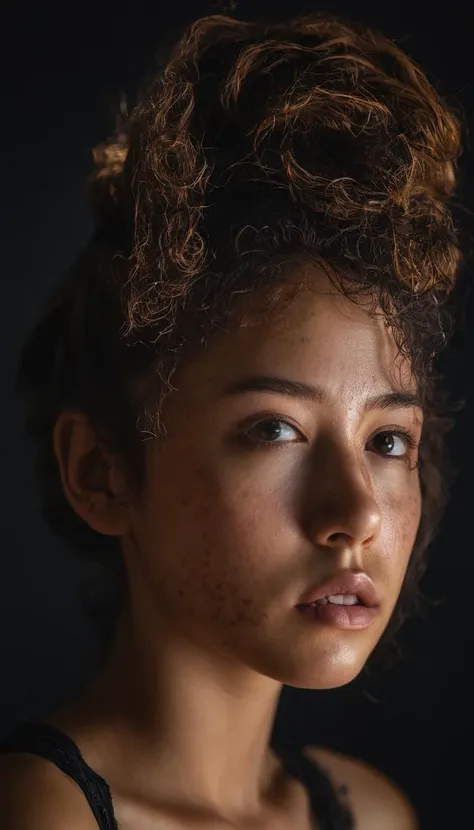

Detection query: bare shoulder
xmin=304 ymin=745 xmax=419 ymax=830
xmin=0 ymin=752 xmax=98 ymax=829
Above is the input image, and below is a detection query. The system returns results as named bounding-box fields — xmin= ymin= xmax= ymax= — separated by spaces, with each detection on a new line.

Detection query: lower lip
xmin=296 ymin=603 xmax=377 ymax=629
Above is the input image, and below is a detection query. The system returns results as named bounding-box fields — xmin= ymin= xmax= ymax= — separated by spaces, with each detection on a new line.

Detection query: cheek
xmin=381 ymin=481 xmax=422 ymax=591
xmin=400 ymin=481 xmax=422 ymax=557
xmin=137 ymin=456 xmax=287 ymax=629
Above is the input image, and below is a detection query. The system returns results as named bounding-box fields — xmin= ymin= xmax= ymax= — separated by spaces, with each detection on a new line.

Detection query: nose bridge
xmin=307 ymin=437 xmax=382 ymax=549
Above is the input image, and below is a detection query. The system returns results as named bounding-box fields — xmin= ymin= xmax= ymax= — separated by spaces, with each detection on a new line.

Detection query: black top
xmin=0 ymin=722 xmax=354 ymax=829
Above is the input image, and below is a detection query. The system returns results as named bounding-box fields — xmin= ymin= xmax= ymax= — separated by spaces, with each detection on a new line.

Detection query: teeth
xmin=312 ymin=594 xmax=359 ymax=606
xmin=330 ymin=594 xmax=359 ymax=605
xmin=327 ymin=594 xmax=345 ymax=605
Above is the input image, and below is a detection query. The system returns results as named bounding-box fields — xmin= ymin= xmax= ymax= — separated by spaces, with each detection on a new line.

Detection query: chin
xmin=253 ymin=641 xmax=372 ymax=691
xmin=287 ymin=660 xmax=367 ymax=691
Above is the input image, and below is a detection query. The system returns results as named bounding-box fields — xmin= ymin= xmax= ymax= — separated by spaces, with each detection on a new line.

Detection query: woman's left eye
xmin=242 ymin=418 xmax=418 ymax=461
xmin=368 ymin=429 xmax=418 ymax=459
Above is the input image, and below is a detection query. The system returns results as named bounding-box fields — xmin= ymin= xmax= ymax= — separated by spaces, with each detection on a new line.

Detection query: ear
xmin=52 ymin=410 xmax=132 ymax=537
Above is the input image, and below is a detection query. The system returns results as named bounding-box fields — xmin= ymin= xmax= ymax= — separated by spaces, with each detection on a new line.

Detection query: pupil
xmin=377 ymin=432 xmax=394 ymax=453
xmin=259 ymin=420 xmax=282 ymax=441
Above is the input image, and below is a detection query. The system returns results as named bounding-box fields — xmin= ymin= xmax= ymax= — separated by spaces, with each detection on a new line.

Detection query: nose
xmin=307 ymin=458 xmax=382 ymax=552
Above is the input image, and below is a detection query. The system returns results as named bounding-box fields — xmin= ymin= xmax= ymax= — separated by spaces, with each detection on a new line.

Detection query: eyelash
xmin=241 ymin=416 xmax=419 ymax=462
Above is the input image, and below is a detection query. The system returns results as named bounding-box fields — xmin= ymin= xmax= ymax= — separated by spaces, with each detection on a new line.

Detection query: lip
xmin=296 ymin=570 xmax=379 ymax=609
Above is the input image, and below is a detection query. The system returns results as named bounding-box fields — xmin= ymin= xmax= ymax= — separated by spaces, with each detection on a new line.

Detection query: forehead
xmin=188 ymin=265 xmax=415 ymax=395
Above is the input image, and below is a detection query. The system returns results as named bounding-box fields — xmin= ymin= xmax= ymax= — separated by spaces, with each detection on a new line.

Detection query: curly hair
xmin=17 ymin=12 xmax=467 ymax=663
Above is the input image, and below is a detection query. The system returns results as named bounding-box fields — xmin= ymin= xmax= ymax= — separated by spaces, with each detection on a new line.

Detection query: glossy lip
xmin=296 ymin=570 xmax=380 ymax=609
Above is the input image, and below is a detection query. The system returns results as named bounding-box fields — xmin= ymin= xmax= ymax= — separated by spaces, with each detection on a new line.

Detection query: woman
xmin=0 ymin=11 xmax=464 ymax=830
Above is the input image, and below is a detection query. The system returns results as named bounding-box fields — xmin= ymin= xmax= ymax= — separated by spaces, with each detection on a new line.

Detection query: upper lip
xmin=297 ymin=570 xmax=380 ymax=608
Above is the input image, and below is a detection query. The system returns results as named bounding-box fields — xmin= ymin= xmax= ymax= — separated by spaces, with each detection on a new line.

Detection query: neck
xmin=61 ymin=598 xmax=286 ymax=824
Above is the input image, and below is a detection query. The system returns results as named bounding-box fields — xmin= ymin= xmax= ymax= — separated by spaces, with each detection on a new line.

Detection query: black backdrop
xmin=2 ymin=2 xmax=473 ymax=828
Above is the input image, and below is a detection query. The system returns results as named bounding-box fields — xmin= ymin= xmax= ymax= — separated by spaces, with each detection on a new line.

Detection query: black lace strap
xmin=0 ymin=723 xmax=354 ymax=830
xmin=274 ymin=742 xmax=355 ymax=830
xmin=0 ymin=722 xmax=118 ymax=830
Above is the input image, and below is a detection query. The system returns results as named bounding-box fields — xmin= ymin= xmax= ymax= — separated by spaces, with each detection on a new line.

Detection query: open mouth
xmin=305 ymin=594 xmax=363 ymax=607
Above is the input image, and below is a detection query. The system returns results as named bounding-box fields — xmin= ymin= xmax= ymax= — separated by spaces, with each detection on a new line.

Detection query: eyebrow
xmin=222 ymin=375 xmax=423 ymax=413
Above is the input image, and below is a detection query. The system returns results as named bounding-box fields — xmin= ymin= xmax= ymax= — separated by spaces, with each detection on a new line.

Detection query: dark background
xmin=2 ymin=2 xmax=473 ymax=828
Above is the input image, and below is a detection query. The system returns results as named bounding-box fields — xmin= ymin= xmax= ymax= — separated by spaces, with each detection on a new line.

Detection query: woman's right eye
xmin=243 ymin=417 xmax=304 ymax=446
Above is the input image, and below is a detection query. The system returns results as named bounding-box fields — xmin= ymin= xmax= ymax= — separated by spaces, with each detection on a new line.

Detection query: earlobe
xmin=52 ymin=410 xmax=130 ymax=538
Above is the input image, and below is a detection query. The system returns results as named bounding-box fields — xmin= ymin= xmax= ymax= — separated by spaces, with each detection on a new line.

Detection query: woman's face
xmin=123 ymin=266 xmax=423 ymax=689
